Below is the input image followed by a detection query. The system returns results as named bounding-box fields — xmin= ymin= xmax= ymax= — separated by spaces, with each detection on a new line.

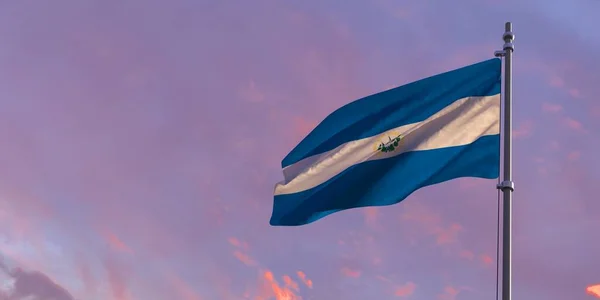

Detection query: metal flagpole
xmin=494 ymin=22 xmax=515 ymax=300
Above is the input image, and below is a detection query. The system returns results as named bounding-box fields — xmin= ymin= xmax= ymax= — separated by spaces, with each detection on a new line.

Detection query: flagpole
xmin=494 ymin=22 xmax=515 ymax=300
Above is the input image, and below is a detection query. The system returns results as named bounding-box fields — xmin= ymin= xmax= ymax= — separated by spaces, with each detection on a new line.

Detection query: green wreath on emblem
xmin=377 ymin=134 xmax=403 ymax=153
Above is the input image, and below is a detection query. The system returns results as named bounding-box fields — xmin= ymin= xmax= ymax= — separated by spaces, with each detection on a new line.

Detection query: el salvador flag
xmin=270 ymin=58 xmax=502 ymax=226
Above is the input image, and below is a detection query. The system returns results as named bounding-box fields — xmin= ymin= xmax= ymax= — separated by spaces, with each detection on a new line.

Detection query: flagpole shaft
xmin=499 ymin=22 xmax=515 ymax=300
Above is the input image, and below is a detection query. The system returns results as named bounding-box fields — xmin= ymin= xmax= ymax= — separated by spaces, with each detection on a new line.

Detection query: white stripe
xmin=275 ymin=94 xmax=500 ymax=196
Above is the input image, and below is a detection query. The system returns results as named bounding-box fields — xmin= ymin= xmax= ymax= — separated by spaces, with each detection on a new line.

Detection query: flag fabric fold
xmin=271 ymin=58 xmax=502 ymax=226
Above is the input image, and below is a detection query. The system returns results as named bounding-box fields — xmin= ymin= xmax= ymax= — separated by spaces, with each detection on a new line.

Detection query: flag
xmin=270 ymin=58 xmax=502 ymax=226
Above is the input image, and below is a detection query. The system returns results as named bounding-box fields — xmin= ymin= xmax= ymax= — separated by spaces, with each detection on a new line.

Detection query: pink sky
xmin=0 ymin=0 xmax=599 ymax=299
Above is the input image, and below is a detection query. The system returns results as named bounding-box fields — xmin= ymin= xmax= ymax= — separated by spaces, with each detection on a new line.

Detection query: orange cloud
xmin=395 ymin=282 xmax=417 ymax=297
xmin=233 ymin=250 xmax=257 ymax=267
xmin=340 ymin=267 xmax=361 ymax=278
xmin=262 ymin=271 xmax=302 ymax=300
xmin=228 ymin=237 xmax=249 ymax=251
xmin=228 ymin=237 xmax=257 ymax=266
xmin=282 ymin=275 xmax=300 ymax=292
xmin=296 ymin=271 xmax=313 ymax=289
xmin=588 ymin=284 xmax=600 ymax=298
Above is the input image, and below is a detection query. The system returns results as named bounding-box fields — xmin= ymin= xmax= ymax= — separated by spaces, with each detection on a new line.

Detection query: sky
xmin=0 ymin=0 xmax=599 ymax=299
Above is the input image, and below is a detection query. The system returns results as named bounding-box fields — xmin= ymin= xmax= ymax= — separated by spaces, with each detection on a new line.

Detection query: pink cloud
xmin=437 ymin=286 xmax=460 ymax=300
xmin=76 ymin=257 xmax=97 ymax=296
xmin=401 ymin=203 xmax=464 ymax=246
xmin=513 ymin=120 xmax=533 ymax=139
xmin=105 ymin=232 xmax=134 ymax=255
xmin=479 ymin=254 xmax=493 ymax=266
xmin=340 ymin=267 xmax=361 ymax=278
xmin=435 ymin=223 xmax=462 ymax=245
xmin=363 ymin=207 xmax=379 ymax=229
xmin=569 ymin=88 xmax=581 ymax=98
xmin=238 ymin=80 xmax=265 ymax=103
xmin=542 ymin=103 xmax=563 ymax=113
xmin=563 ymin=117 xmax=585 ymax=132
xmin=567 ymin=151 xmax=581 ymax=161
xmin=549 ymin=76 xmax=565 ymax=88
xmin=104 ymin=257 xmax=131 ymax=300
xmin=293 ymin=116 xmax=318 ymax=140
xmin=394 ymin=281 xmax=417 ymax=297
xmin=167 ymin=273 xmax=203 ymax=300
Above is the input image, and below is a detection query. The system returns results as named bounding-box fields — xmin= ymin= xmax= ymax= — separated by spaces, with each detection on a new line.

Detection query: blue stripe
xmin=281 ymin=58 xmax=501 ymax=169
xmin=271 ymin=134 xmax=499 ymax=226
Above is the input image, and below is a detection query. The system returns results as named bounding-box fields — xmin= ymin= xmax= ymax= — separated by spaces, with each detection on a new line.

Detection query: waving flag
xmin=270 ymin=58 xmax=502 ymax=226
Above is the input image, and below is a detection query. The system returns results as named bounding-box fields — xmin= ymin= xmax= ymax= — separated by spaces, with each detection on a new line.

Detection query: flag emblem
xmin=375 ymin=132 xmax=404 ymax=153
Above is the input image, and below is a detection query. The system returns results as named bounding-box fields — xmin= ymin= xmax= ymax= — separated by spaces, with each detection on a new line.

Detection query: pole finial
xmin=503 ymin=22 xmax=515 ymax=52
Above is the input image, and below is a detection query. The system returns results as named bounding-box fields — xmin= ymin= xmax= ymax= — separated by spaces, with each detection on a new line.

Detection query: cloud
xmin=479 ymin=254 xmax=493 ymax=266
xmin=292 ymin=117 xmax=318 ymax=141
xmin=104 ymin=256 xmax=132 ymax=300
xmin=563 ymin=117 xmax=585 ymax=132
xmin=261 ymin=271 xmax=302 ymax=300
xmin=394 ymin=281 xmax=416 ymax=297
xmin=363 ymin=207 xmax=379 ymax=229
xmin=587 ymin=284 xmax=600 ymax=298
xmin=166 ymin=273 xmax=203 ymax=300
xmin=401 ymin=203 xmax=463 ymax=246
xmin=435 ymin=223 xmax=462 ymax=246
xmin=282 ymin=275 xmax=300 ymax=292
xmin=233 ymin=251 xmax=258 ymax=267
xmin=229 ymin=237 xmax=257 ymax=267
xmin=296 ymin=271 xmax=313 ymax=289
xmin=227 ymin=237 xmax=249 ymax=251
xmin=512 ymin=120 xmax=533 ymax=139
xmin=542 ymin=103 xmax=563 ymax=113
xmin=567 ymin=151 xmax=581 ymax=161
xmin=238 ymin=80 xmax=265 ymax=103
xmin=437 ymin=286 xmax=460 ymax=300
xmin=340 ymin=267 xmax=361 ymax=278
xmin=0 ymin=259 xmax=75 ymax=300
xmin=104 ymin=232 xmax=134 ymax=255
